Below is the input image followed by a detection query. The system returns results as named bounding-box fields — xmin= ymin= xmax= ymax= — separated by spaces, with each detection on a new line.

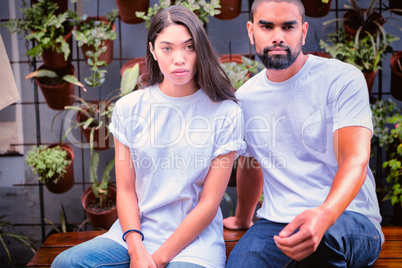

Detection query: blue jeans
xmin=51 ymin=237 xmax=205 ymax=268
xmin=226 ymin=211 xmax=382 ymax=268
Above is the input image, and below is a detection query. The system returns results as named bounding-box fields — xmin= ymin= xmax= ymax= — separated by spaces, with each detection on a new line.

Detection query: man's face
xmin=247 ymin=1 xmax=308 ymax=70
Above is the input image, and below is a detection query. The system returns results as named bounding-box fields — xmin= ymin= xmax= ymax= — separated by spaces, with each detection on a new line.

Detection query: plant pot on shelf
xmin=121 ymin=57 xmax=148 ymax=89
xmin=115 ymin=0 xmax=149 ymax=24
xmin=215 ymin=0 xmax=242 ymax=20
xmin=81 ymin=184 xmax=117 ymax=230
xmin=390 ymin=0 xmax=402 ymax=16
xmin=391 ymin=51 xmax=402 ymax=100
xmin=41 ymin=23 xmax=73 ymax=69
xmin=301 ymin=0 xmax=332 ymax=18
xmin=76 ymin=101 xmax=113 ymax=151
xmin=79 ymin=17 xmax=115 ymax=66
xmin=363 ymin=70 xmax=378 ymax=97
xmin=45 ymin=143 xmax=75 ymax=194
xmin=220 ymin=54 xmax=244 ymax=64
xmin=35 ymin=64 xmax=76 ymax=110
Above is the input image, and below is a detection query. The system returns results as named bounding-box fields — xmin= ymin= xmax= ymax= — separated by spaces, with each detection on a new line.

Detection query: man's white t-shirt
xmin=236 ymin=55 xmax=384 ymax=243
xmin=102 ymin=85 xmax=246 ymax=268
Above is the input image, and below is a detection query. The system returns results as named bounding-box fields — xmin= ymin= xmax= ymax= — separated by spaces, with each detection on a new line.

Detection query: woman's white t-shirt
xmin=102 ymin=85 xmax=246 ymax=268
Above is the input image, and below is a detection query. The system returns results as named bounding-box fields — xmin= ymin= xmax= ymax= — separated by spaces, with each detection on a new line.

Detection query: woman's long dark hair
xmin=143 ymin=5 xmax=236 ymax=102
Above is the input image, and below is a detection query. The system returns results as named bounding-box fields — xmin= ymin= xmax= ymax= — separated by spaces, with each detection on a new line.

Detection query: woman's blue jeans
xmin=226 ymin=211 xmax=382 ymax=268
xmin=51 ymin=236 xmax=205 ymax=268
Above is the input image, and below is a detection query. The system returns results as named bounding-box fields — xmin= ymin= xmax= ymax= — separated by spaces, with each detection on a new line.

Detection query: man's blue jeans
xmin=226 ymin=211 xmax=382 ymax=268
xmin=51 ymin=236 xmax=205 ymax=268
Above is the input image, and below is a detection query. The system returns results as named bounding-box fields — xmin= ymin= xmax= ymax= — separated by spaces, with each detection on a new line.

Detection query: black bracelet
xmin=122 ymin=229 xmax=144 ymax=242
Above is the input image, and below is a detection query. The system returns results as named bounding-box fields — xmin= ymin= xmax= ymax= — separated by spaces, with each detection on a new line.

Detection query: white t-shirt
xmin=236 ymin=55 xmax=384 ymax=243
xmin=102 ymin=85 xmax=246 ymax=268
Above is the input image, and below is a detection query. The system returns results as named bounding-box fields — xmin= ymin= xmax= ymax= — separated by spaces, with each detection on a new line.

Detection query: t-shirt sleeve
xmin=211 ymin=105 xmax=246 ymax=159
xmin=109 ymin=99 xmax=131 ymax=148
xmin=332 ymin=67 xmax=373 ymax=133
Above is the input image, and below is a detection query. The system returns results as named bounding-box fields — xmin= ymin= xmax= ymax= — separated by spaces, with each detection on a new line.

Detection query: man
xmin=224 ymin=0 xmax=383 ymax=267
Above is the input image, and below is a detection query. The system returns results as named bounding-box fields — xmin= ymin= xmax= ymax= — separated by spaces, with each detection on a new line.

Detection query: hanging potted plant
xmin=301 ymin=0 xmax=332 ymax=18
xmin=25 ymin=143 xmax=74 ymax=194
xmin=215 ymin=0 xmax=242 ymax=20
xmin=65 ymin=96 xmax=114 ymax=151
xmin=2 ymin=0 xmax=75 ymax=69
xmin=320 ymin=27 xmax=398 ymax=95
xmin=390 ymin=51 xmax=402 ymax=100
xmin=73 ymin=9 xmax=118 ymax=88
xmin=25 ymin=64 xmax=86 ymax=110
xmin=120 ymin=58 xmax=148 ymax=91
xmin=135 ymin=0 xmax=221 ymax=28
xmin=115 ymin=0 xmax=149 ymax=24
xmin=81 ymin=152 xmax=117 ymax=230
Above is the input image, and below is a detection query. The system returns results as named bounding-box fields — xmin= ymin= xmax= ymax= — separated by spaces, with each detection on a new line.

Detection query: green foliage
xmin=90 ymin=152 xmax=115 ymax=208
xmin=25 ymin=145 xmax=71 ymax=184
xmin=0 ymin=215 xmax=36 ymax=266
xmin=1 ymin=0 xmax=75 ymax=61
xmin=65 ymin=96 xmax=114 ymax=153
xmin=221 ymin=56 xmax=264 ymax=90
xmin=320 ymin=27 xmax=398 ymax=72
xmin=135 ymin=0 xmax=221 ymax=28
xmin=73 ymin=9 xmax=118 ymax=87
xmin=371 ymin=99 xmax=402 ymax=206
xmin=120 ymin=63 xmax=140 ymax=96
xmin=25 ymin=69 xmax=87 ymax=91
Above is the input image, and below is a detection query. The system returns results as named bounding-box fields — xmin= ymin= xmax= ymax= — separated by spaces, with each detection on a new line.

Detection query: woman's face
xmin=150 ymin=24 xmax=198 ymax=96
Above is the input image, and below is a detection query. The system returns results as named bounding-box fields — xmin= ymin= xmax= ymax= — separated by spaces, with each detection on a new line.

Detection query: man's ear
xmin=301 ymin=21 xmax=309 ymax=46
xmin=149 ymin=42 xmax=157 ymax=61
xmin=246 ymin=21 xmax=255 ymax=45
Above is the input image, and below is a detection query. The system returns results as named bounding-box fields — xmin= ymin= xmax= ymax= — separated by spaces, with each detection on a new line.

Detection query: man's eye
xmin=283 ymin=25 xmax=294 ymax=30
xmin=262 ymin=25 xmax=273 ymax=29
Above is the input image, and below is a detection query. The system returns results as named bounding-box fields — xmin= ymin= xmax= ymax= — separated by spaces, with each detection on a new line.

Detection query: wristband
xmin=122 ymin=229 xmax=144 ymax=242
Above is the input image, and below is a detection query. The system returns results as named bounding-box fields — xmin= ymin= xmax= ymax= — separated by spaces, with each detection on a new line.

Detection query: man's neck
xmin=265 ymin=53 xmax=308 ymax=83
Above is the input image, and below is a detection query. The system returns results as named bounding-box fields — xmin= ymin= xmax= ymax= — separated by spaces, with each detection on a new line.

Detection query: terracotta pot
xmin=115 ymin=0 xmax=149 ymax=24
xmin=215 ymin=0 xmax=242 ymax=20
xmin=390 ymin=51 xmax=402 ymax=100
xmin=76 ymin=101 xmax=112 ymax=151
xmin=79 ymin=17 xmax=115 ymax=66
xmin=389 ymin=0 xmax=402 ymax=16
xmin=35 ymin=64 xmax=76 ymax=110
xmin=301 ymin=0 xmax=332 ymax=18
xmin=45 ymin=143 xmax=75 ymax=194
xmin=363 ymin=70 xmax=378 ymax=95
xmin=343 ymin=10 xmax=384 ymax=39
xmin=81 ymin=184 xmax=118 ymax=230
xmin=121 ymin=57 xmax=148 ymax=89
xmin=220 ymin=54 xmax=244 ymax=64
xmin=41 ymin=23 xmax=73 ymax=69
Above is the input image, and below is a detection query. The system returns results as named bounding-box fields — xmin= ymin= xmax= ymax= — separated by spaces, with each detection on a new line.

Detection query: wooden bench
xmin=27 ymin=227 xmax=401 ymax=267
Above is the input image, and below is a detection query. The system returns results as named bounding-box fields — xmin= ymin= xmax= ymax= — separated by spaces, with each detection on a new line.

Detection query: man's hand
xmin=273 ymin=207 xmax=334 ymax=261
xmin=223 ymin=216 xmax=253 ymax=230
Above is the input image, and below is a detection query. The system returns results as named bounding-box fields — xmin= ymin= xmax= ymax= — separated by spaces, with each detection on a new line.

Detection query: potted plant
xmin=65 ymin=96 xmax=115 ymax=151
xmin=25 ymin=64 xmax=86 ymax=110
xmin=115 ymin=0 xmax=150 ymax=24
xmin=25 ymin=143 xmax=74 ymax=194
xmin=81 ymin=152 xmax=117 ymax=230
xmin=2 ymin=0 xmax=75 ymax=69
xmin=0 ymin=215 xmax=36 ymax=266
xmin=220 ymin=55 xmax=264 ymax=90
xmin=215 ymin=0 xmax=242 ymax=20
xmin=301 ymin=0 xmax=332 ymax=18
xmin=135 ymin=0 xmax=221 ymax=28
xmin=120 ymin=62 xmax=141 ymax=96
xmin=390 ymin=51 xmax=402 ymax=100
xmin=320 ymin=27 xmax=398 ymax=94
xmin=389 ymin=0 xmax=402 ymax=16
xmin=73 ymin=9 xmax=118 ymax=88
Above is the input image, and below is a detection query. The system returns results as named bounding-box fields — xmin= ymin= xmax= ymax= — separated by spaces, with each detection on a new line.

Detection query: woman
xmin=52 ymin=6 xmax=245 ymax=268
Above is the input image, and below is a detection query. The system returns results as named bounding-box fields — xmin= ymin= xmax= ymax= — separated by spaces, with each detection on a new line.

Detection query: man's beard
xmin=256 ymin=44 xmax=301 ymax=70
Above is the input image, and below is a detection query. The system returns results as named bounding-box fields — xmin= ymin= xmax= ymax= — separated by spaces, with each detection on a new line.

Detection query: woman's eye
xmin=162 ymin=47 xmax=172 ymax=52
xmin=186 ymin=44 xmax=194 ymax=51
